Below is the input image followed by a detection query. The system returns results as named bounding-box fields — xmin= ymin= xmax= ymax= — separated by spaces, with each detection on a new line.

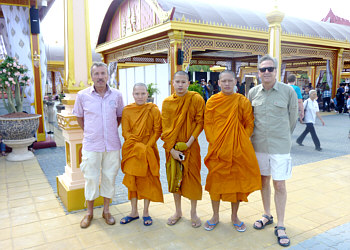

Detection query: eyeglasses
xmin=259 ymin=67 xmax=275 ymax=73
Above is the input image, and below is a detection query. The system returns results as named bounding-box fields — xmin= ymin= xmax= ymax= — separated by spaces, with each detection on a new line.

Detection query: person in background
xmin=302 ymin=86 xmax=310 ymax=101
xmin=1 ymin=135 xmax=6 ymax=156
xmin=296 ymin=90 xmax=325 ymax=151
xmin=286 ymin=74 xmax=304 ymax=121
xmin=336 ymin=83 xmax=345 ymax=114
xmin=322 ymin=85 xmax=331 ymax=112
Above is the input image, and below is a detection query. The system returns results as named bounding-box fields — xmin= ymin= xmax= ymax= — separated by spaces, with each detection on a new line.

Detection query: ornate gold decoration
xmin=182 ymin=38 xmax=267 ymax=64
xmin=106 ymin=39 xmax=170 ymax=62
xmin=145 ymin=0 xmax=173 ymax=23
xmin=57 ymin=114 xmax=81 ymax=130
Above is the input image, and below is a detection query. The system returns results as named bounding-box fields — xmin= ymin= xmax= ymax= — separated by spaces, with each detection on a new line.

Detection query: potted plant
xmin=188 ymin=81 xmax=204 ymax=97
xmin=0 ymin=56 xmax=41 ymax=161
xmin=56 ymin=92 xmax=65 ymax=113
xmin=147 ymin=83 xmax=160 ymax=103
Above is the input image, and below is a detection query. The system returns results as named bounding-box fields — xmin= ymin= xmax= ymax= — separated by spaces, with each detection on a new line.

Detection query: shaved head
xmin=133 ymin=83 xmax=147 ymax=92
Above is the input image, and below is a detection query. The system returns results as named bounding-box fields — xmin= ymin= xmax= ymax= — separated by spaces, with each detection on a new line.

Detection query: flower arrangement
xmin=0 ymin=56 xmax=30 ymax=113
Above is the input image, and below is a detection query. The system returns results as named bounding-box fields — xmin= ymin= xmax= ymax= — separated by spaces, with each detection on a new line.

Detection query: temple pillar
xmin=311 ymin=66 xmax=316 ymax=88
xmin=333 ymin=49 xmax=343 ymax=98
xmin=168 ymin=30 xmax=185 ymax=92
xmin=266 ymin=4 xmax=284 ymax=81
xmin=29 ymin=4 xmax=45 ymax=142
xmin=56 ymin=0 xmax=103 ymax=211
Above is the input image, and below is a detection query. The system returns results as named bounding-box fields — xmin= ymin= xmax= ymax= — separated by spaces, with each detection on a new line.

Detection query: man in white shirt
xmin=296 ymin=90 xmax=325 ymax=151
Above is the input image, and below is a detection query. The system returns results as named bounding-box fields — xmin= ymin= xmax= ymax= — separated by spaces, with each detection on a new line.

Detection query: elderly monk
xmin=161 ymin=71 xmax=205 ymax=228
xmin=203 ymin=70 xmax=261 ymax=231
xmin=120 ymin=83 xmax=163 ymax=226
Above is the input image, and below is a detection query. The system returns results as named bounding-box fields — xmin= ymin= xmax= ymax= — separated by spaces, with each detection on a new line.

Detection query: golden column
xmin=56 ymin=0 xmax=103 ymax=211
xmin=168 ymin=30 xmax=185 ymax=92
xmin=266 ymin=3 xmax=285 ymax=81
xmin=311 ymin=66 xmax=316 ymax=87
xmin=333 ymin=49 xmax=344 ymax=98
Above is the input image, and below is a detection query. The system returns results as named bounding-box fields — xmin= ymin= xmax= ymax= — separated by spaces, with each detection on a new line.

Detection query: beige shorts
xmin=255 ymin=152 xmax=292 ymax=181
xmin=80 ymin=149 xmax=120 ymax=201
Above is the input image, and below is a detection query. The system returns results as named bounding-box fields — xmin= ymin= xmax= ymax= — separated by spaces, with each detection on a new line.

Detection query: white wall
xmin=119 ymin=64 xmax=170 ymax=110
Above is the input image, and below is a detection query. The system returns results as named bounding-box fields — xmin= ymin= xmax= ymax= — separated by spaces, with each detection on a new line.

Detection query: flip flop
xmin=167 ymin=216 xmax=181 ymax=226
xmin=233 ymin=221 xmax=246 ymax=232
xmin=253 ymin=214 xmax=273 ymax=230
xmin=143 ymin=216 xmax=153 ymax=226
xmin=204 ymin=220 xmax=219 ymax=231
xmin=120 ymin=216 xmax=139 ymax=224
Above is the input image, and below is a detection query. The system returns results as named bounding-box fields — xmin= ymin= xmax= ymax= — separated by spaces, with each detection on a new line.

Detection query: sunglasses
xmin=259 ymin=67 xmax=275 ymax=73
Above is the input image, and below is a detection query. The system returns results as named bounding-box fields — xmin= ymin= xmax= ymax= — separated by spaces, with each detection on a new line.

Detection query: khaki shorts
xmin=80 ymin=149 xmax=120 ymax=201
xmin=255 ymin=152 xmax=292 ymax=181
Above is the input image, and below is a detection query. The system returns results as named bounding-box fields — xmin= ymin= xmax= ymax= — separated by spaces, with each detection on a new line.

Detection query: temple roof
xmin=98 ymin=0 xmax=350 ymax=46
xmin=158 ymin=0 xmax=350 ymax=41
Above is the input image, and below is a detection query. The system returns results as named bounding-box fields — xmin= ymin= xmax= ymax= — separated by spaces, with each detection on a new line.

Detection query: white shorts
xmin=255 ymin=152 xmax=292 ymax=181
xmin=80 ymin=149 xmax=121 ymax=201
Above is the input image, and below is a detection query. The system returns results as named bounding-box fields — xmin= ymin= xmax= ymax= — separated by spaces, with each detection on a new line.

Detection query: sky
xmin=41 ymin=0 xmax=350 ymax=48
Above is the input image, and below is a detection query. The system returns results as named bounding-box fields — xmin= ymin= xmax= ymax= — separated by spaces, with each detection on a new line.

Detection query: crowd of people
xmin=73 ymin=54 xmax=302 ymax=247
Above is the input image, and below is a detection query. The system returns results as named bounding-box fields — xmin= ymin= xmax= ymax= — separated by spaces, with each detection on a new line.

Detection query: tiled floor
xmin=1 ymin=153 xmax=350 ymax=249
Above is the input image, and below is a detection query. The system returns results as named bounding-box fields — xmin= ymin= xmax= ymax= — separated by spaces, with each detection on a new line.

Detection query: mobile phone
xmin=179 ymin=153 xmax=185 ymax=161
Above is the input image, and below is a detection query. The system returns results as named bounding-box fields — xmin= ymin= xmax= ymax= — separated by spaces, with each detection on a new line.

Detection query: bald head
xmin=133 ymin=83 xmax=147 ymax=92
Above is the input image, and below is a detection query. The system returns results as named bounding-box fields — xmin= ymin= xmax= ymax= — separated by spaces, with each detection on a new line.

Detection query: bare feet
xmin=167 ymin=213 xmax=182 ymax=225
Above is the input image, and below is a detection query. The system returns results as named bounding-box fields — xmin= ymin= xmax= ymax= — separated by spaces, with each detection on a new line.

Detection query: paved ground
xmin=1 ymin=112 xmax=349 ymax=249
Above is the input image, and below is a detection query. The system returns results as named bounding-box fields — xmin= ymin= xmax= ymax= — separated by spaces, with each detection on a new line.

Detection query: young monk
xmin=161 ymin=71 xmax=205 ymax=228
xmin=120 ymin=83 xmax=163 ymax=226
xmin=203 ymin=70 xmax=261 ymax=231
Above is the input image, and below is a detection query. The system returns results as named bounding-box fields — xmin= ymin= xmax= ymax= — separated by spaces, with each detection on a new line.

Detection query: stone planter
xmin=0 ymin=113 xmax=41 ymax=161
xmin=147 ymin=97 xmax=154 ymax=103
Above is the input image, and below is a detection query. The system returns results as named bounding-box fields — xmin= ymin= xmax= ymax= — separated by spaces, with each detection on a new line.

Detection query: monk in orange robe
xmin=120 ymin=83 xmax=163 ymax=226
xmin=203 ymin=70 xmax=261 ymax=231
xmin=161 ymin=71 xmax=205 ymax=228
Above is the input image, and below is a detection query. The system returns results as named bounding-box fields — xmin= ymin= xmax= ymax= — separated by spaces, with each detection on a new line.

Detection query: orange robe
xmin=204 ymin=92 xmax=261 ymax=203
xmin=161 ymin=91 xmax=205 ymax=200
xmin=121 ymin=103 xmax=163 ymax=202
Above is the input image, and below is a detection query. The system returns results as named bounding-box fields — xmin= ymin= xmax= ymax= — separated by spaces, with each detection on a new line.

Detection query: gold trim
xmin=65 ymin=142 xmax=71 ymax=167
xmin=76 ymin=144 xmax=82 ymax=168
xmin=57 ymin=114 xmax=82 ymax=130
xmin=0 ymin=0 xmax=29 ymax=6
xmin=62 ymin=99 xmax=75 ymax=105
xmin=84 ymin=0 xmax=93 ymax=86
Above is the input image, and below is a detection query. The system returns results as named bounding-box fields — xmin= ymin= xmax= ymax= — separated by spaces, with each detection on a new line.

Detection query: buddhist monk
xmin=120 ymin=83 xmax=163 ymax=226
xmin=161 ymin=71 xmax=205 ymax=228
xmin=203 ymin=70 xmax=261 ymax=231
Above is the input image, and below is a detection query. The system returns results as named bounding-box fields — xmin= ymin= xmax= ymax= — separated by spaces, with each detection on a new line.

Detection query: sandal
xmin=274 ymin=226 xmax=290 ymax=247
xmin=253 ymin=214 xmax=273 ymax=230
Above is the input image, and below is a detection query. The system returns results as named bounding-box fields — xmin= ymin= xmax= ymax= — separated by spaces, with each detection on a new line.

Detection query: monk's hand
xmin=185 ymin=136 xmax=195 ymax=149
xmin=175 ymin=142 xmax=188 ymax=151
xmin=170 ymin=148 xmax=183 ymax=161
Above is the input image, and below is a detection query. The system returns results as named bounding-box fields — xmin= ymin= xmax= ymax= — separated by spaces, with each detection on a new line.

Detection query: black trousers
xmin=297 ymin=123 xmax=321 ymax=149
xmin=323 ymin=97 xmax=330 ymax=112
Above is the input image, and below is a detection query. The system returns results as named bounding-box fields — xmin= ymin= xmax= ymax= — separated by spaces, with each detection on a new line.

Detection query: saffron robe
xmin=121 ymin=103 xmax=163 ymax=202
xmin=161 ymin=91 xmax=205 ymax=200
xmin=204 ymin=92 xmax=261 ymax=202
